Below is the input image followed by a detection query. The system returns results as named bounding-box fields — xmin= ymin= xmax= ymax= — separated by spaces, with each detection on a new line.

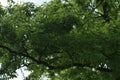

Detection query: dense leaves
xmin=0 ymin=0 xmax=120 ymax=80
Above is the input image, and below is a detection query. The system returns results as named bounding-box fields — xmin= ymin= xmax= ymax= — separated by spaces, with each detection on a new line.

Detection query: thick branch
xmin=0 ymin=45 xmax=112 ymax=72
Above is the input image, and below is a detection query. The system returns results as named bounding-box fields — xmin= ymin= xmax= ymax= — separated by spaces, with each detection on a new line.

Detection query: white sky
xmin=9 ymin=67 xmax=31 ymax=80
xmin=0 ymin=0 xmax=50 ymax=6
xmin=0 ymin=0 xmax=51 ymax=80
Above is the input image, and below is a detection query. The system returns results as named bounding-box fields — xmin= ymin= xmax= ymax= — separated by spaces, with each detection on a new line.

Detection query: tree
xmin=0 ymin=0 xmax=120 ymax=80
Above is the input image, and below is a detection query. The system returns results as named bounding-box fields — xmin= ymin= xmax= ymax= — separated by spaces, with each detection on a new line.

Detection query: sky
xmin=0 ymin=0 xmax=51 ymax=80
xmin=0 ymin=0 xmax=50 ymax=6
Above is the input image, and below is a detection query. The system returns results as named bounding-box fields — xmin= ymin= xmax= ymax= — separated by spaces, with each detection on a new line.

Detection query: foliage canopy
xmin=0 ymin=0 xmax=120 ymax=80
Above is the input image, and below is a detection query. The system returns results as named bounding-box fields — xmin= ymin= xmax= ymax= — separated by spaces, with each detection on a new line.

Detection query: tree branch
xmin=0 ymin=44 xmax=112 ymax=72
